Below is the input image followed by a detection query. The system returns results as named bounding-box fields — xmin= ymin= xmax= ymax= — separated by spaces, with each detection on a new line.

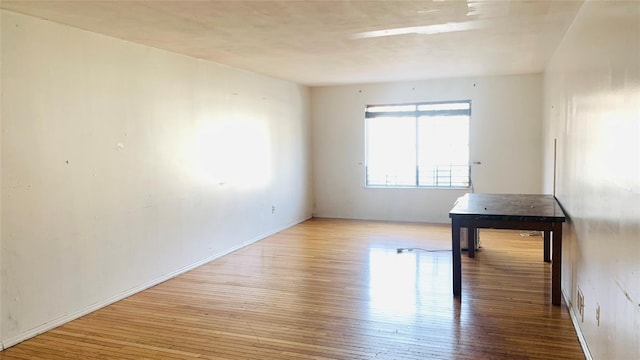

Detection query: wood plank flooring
xmin=0 ymin=218 xmax=584 ymax=359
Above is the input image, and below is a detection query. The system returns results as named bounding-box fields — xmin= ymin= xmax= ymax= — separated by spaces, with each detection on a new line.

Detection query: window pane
xmin=366 ymin=104 xmax=416 ymax=113
xmin=366 ymin=117 xmax=416 ymax=186
xmin=418 ymin=115 xmax=469 ymax=187
xmin=418 ymin=102 xmax=470 ymax=111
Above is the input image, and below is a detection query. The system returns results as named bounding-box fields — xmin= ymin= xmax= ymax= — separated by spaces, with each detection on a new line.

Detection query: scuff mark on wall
xmin=615 ymin=279 xmax=638 ymax=308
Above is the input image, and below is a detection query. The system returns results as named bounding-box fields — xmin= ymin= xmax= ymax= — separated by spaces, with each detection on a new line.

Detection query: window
xmin=365 ymin=100 xmax=471 ymax=188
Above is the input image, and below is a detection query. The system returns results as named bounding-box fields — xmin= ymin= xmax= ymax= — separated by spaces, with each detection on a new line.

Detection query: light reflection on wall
xmin=191 ymin=117 xmax=271 ymax=189
xmin=576 ymin=93 xmax=638 ymax=192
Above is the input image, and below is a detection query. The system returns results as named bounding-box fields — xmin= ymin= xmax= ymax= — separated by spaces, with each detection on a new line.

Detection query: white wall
xmin=0 ymin=9 xmax=3 ymax=345
xmin=543 ymin=1 xmax=640 ymax=359
xmin=0 ymin=10 xmax=313 ymax=347
xmin=311 ymin=74 xmax=543 ymax=223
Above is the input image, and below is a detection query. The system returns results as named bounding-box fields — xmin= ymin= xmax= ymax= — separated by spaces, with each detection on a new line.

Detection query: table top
xmin=449 ymin=193 xmax=566 ymax=221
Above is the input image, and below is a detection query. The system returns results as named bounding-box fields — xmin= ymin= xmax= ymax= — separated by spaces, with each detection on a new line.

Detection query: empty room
xmin=0 ymin=0 xmax=638 ymax=359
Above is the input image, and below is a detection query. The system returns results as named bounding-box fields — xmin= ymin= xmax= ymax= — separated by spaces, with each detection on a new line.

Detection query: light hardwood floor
xmin=0 ymin=218 xmax=584 ymax=359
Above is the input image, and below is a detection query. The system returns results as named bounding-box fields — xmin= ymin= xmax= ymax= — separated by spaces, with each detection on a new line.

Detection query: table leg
xmin=544 ymin=230 xmax=551 ymax=263
xmin=468 ymin=227 xmax=476 ymax=258
xmin=452 ymin=219 xmax=461 ymax=298
xmin=552 ymin=223 xmax=563 ymax=305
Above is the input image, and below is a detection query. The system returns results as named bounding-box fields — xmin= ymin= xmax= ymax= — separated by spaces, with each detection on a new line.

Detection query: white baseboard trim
xmin=564 ymin=289 xmax=592 ymax=360
xmin=1 ymin=216 xmax=311 ymax=350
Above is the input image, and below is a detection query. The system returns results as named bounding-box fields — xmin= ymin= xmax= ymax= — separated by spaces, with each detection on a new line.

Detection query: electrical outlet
xmin=272 ymin=205 xmax=276 ymax=214
xmin=577 ymin=288 xmax=585 ymax=322
xmin=596 ymin=303 xmax=600 ymax=326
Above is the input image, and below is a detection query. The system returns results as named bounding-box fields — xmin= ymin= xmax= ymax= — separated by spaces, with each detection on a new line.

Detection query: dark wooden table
xmin=449 ymin=193 xmax=566 ymax=305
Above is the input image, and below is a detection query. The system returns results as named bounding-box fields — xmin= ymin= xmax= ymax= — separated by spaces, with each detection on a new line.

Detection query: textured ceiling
xmin=1 ymin=0 xmax=583 ymax=86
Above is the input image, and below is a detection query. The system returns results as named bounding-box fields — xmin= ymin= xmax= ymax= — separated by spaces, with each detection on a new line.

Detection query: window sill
xmin=365 ymin=185 xmax=471 ymax=190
